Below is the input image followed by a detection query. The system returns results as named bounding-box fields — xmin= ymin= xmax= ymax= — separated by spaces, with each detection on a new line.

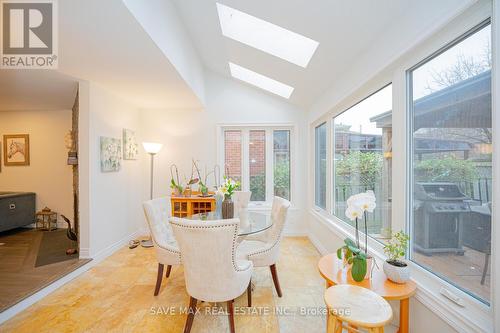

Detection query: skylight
xmin=229 ymin=62 xmax=294 ymax=98
xmin=216 ymin=3 xmax=319 ymax=68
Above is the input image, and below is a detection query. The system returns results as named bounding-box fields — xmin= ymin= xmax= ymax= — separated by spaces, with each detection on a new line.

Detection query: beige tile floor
xmin=1 ymin=237 xmax=332 ymax=333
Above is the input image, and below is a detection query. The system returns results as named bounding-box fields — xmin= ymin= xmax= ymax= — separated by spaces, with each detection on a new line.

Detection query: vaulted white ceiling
xmin=172 ymin=0 xmax=474 ymax=108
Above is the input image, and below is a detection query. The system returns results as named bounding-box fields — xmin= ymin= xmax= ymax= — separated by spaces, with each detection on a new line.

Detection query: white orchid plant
xmin=336 ymin=190 xmax=376 ymax=282
xmin=346 ymin=190 xmax=376 ymax=253
xmin=217 ymin=176 xmax=240 ymax=200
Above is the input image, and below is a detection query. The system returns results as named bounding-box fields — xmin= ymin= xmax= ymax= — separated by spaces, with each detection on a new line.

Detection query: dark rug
xmin=35 ymin=229 xmax=78 ymax=267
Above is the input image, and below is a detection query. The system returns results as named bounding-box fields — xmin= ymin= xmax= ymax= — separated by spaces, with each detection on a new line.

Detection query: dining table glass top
xmin=187 ymin=210 xmax=272 ymax=236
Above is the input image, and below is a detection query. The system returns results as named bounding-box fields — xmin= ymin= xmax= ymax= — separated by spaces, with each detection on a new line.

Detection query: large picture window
xmin=409 ymin=22 xmax=492 ymax=304
xmin=332 ymin=84 xmax=393 ymax=239
xmin=223 ymin=126 xmax=292 ymax=202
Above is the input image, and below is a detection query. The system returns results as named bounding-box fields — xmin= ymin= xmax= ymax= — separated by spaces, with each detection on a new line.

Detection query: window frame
xmin=406 ymin=19 xmax=493 ymax=306
xmin=217 ymin=124 xmax=295 ymax=206
xmin=330 ymin=83 xmax=393 ymax=235
xmin=314 ymin=122 xmax=327 ymax=210
xmin=308 ymin=7 xmax=495 ymax=332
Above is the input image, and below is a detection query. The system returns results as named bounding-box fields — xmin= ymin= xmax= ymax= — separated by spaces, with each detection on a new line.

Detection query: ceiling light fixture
xmin=229 ymin=62 xmax=294 ymax=98
xmin=216 ymin=3 xmax=319 ymax=68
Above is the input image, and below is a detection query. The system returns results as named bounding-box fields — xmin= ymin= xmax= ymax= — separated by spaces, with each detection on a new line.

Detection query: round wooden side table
xmin=318 ymin=253 xmax=417 ymax=333
xmin=325 ymin=285 xmax=393 ymax=333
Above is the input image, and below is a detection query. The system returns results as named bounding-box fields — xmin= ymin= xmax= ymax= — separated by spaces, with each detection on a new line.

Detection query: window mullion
xmin=266 ymin=129 xmax=274 ymax=203
xmin=326 ymin=120 xmax=333 ymax=214
xmin=242 ymin=129 xmax=250 ymax=192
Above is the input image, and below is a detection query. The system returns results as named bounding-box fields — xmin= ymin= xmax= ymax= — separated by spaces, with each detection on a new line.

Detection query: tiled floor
xmin=0 ymin=237 xmax=330 ymax=333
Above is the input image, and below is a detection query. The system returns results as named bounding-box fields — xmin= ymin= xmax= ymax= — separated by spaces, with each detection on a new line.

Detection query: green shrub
xmin=415 ymin=156 xmax=478 ymax=183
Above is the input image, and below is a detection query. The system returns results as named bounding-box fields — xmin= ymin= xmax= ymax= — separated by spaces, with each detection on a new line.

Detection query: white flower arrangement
xmin=346 ymin=190 xmax=376 ymax=217
xmin=217 ymin=176 xmax=239 ymax=199
xmin=345 ymin=190 xmax=377 ymax=253
xmin=336 ymin=190 xmax=378 ymax=282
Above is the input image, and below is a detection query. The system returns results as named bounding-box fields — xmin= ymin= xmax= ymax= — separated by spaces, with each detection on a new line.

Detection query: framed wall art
xmin=3 ymin=134 xmax=30 ymax=166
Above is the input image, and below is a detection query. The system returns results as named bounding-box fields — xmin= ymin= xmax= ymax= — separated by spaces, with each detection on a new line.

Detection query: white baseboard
xmin=0 ymin=229 xmax=142 ymax=324
xmin=307 ymin=232 xmax=328 ymax=255
xmin=88 ymin=229 xmax=143 ymax=261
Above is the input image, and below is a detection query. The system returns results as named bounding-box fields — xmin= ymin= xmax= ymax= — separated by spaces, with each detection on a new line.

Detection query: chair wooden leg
xmin=184 ymin=296 xmax=197 ymax=333
xmin=270 ymin=264 xmax=282 ymax=297
xmin=227 ymin=300 xmax=235 ymax=333
xmin=166 ymin=264 xmax=172 ymax=278
xmin=247 ymin=279 xmax=252 ymax=307
xmin=154 ymin=263 xmax=164 ymax=296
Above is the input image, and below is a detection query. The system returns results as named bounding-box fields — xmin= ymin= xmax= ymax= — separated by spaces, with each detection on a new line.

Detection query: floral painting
xmin=100 ymin=137 xmax=121 ymax=172
xmin=123 ymin=129 xmax=138 ymax=160
xmin=3 ymin=134 xmax=30 ymax=166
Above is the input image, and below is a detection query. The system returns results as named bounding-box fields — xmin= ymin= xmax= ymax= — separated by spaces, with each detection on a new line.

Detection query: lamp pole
xmin=141 ymin=142 xmax=163 ymax=248
xmin=149 ymin=152 xmax=155 ymax=200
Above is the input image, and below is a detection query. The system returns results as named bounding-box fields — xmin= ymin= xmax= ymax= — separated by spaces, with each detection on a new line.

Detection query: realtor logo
xmin=1 ymin=0 xmax=58 ymax=68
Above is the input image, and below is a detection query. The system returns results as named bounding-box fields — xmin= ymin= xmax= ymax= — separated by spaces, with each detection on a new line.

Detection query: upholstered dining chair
xmin=233 ymin=191 xmax=251 ymax=216
xmin=170 ymin=217 xmax=253 ymax=333
xmin=143 ymin=197 xmax=181 ymax=296
xmin=236 ymin=196 xmax=291 ymax=297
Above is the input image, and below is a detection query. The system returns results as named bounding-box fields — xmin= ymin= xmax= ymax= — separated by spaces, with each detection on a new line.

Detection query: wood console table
xmin=318 ymin=253 xmax=417 ymax=333
xmin=170 ymin=195 xmax=215 ymax=217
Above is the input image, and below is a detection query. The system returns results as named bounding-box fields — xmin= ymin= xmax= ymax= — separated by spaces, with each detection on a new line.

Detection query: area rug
xmin=35 ymin=229 xmax=78 ymax=267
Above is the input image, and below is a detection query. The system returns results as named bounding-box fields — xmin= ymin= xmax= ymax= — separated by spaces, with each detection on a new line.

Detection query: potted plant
xmin=170 ymin=164 xmax=184 ymax=196
xmin=170 ymin=178 xmax=184 ymax=196
xmin=192 ymin=159 xmax=215 ymax=196
xmin=336 ymin=190 xmax=376 ymax=282
xmin=383 ymin=231 xmax=410 ymax=284
xmin=218 ymin=176 xmax=239 ymax=219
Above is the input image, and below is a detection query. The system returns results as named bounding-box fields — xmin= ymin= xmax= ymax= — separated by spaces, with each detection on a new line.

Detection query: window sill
xmin=309 ymin=209 xmax=493 ymax=333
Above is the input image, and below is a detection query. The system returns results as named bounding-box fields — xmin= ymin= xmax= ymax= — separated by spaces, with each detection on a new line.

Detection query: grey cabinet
xmin=0 ymin=192 xmax=36 ymax=232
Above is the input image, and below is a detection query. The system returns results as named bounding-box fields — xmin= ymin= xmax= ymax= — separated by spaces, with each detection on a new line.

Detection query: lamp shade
xmin=142 ymin=142 xmax=163 ymax=154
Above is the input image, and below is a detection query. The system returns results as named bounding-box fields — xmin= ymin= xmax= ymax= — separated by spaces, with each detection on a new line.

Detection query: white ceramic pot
xmin=383 ymin=260 xmax=410 ymax=284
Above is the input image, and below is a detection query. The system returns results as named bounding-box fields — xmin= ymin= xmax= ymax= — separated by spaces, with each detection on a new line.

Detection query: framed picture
xmin=100 ymin=136 xmax=121 ymax=172
xmin=3 ymin=134 xmax=30 ymax=166
xmin=123 ymin=129 xmax=138 ymax=160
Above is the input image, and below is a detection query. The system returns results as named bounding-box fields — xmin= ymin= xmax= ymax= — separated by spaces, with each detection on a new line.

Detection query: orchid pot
xmin=364 ymin=256 xmax=375 ymax=280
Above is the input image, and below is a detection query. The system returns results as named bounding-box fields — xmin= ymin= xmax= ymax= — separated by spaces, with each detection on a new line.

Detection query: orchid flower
xmin=345 ymin=205 xmax=363 ymax=221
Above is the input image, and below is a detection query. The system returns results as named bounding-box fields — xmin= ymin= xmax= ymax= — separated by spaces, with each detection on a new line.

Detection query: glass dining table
xmin=187 ymin=210 xmax=272 ymax=236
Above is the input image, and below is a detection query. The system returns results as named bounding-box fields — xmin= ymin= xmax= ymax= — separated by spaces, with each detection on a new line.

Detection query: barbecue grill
xmin=413 ymin=182 xmax=470 ymax=255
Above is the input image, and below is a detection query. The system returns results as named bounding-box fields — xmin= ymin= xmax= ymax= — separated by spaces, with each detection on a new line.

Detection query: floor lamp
xmin=141 ymin=142 xmax=163 ymax=248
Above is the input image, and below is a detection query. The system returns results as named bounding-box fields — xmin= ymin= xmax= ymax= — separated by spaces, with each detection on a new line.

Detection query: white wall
xmin=78 ymin=81 xmax=146 ymax=258
xmin=139 ymin=71 xmax=308 ymax=235
xmin=0 ymin=110 xmax=74 ymax=224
